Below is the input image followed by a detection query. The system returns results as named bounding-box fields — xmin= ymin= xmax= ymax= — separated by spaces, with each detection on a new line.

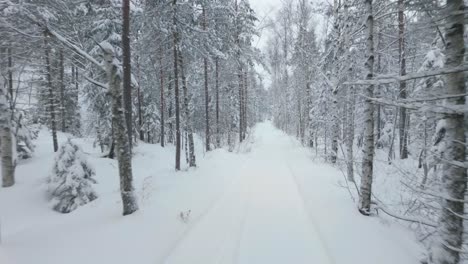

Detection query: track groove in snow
xmin=286 ymin=161 xmax=336 ymax=264
xmin=158 ymin=161 xmax=251 ymax=264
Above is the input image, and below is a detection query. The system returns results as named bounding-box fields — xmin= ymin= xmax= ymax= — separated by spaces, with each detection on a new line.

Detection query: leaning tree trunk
xmin=103 ymin=47 xmax=138 ymax=216
xmin=430 ymin=0 xmax=467 ymax=263
xmin=358 ymin=0 xmax=375 ymax=215
xmin=178 ymin=51 xmax=196 ymax=167
xmin=1 ymin=73 xmax=15 ymax=187
xmin=43 ymin=32 xmax=58 ymax=153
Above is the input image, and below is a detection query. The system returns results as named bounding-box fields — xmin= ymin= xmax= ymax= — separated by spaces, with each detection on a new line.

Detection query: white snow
xmin=0 ymin=122 xmax=422 ymax=264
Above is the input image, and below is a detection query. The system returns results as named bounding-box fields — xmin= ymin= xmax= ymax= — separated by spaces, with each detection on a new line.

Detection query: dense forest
xmin=0 ymin=0 xmax=467 ymax=263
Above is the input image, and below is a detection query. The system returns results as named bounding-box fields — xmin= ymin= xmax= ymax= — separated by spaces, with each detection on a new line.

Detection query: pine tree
xmin=47 ymin=139 xmax=97 ymax=213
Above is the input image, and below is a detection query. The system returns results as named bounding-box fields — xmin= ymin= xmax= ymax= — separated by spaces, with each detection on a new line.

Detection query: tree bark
xmin=358 ymin=0 xmax=375 ymax=216
xmin=122 ymin=0 xmax=133 ymax=150
xmin=178 ymin=51 xmax=196 ymax=167
xmin=168 ymin=72 xmax=174 ymax=144
xmin=398 ymin=0 xmax=408 ymax=159
xmin=7 ymin=48 xmax=13 ymax=111
xmin=215 ymin=58 xmax=220 ymax=147
xmin=238 ymin=66 xmax=244 ymax=142
xmin=430 ymin=0 xmax=466 ymax=262
xmin=243 ymin=68 xmax=248 ymax=141
xmin=202 ymin=5 xmax=211 ymax=151
xmin=59 ymin=49 xmax=66 ymax=132
xmin=44 ymin=32 xmax=58 ymax=152
xmin=159 ymin=46 xmax=165 ymax=147
xmin=1 ymin=55 xmax=15 ymax=187
xmin=346 ymin=85 xmax=355 ymax=182
xmin=172 ymin=0 xmax=181 ymax=171
xmin=104 ymin=47 xmax=138 ymax=216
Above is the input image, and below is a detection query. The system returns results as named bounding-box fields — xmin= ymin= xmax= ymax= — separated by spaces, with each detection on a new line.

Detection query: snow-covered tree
xmin=47 ymin=139 xmax=97 ymax=213
xmin=13 ymin=110 xmax=37 ymax=160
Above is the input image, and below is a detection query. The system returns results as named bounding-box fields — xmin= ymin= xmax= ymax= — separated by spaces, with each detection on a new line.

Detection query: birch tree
xmin=430 ymin=0 xmax=467 ymax=262
xmin=358 ymin=0 xmax=376 ymax=215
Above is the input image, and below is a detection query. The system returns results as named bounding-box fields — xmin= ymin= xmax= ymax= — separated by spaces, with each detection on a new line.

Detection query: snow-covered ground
xmin=0 ymin=122 xmax=422 ymax=264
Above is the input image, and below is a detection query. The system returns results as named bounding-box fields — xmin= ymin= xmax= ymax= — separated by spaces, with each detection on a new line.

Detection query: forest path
xmin=162 ymin=122 xmax=420 ymax=264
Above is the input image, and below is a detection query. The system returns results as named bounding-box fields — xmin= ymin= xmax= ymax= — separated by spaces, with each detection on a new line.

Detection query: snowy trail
xmin=162 ymin=122 xmax=420 ymax=264
xmin=0 ymin=122 xmax=422 ymax=264
xmin=164 ymin=138 xmax=330 ymax=264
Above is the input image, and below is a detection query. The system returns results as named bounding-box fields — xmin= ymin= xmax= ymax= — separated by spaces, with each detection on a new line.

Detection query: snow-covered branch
xmin=345 ymin=64 xmax=468 ymax=85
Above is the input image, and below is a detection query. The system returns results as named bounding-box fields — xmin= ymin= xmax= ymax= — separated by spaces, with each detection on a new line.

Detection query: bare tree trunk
xmin=306 ymin=79 xmax=314 ymax=147
xmin=358 ymin=0 xmax=375 ymax=216
xmin=388 ymin=106 xmax=398 ymax=164
xmin=7 ymin=48 xmax=13 ymax=110
xmin=1 ymin=52 xmax=15 ymax=187
xmin=135 ymin=50 xmax=144 ymax=142
xmin=398 ymin=0 xmax=408 ymax=159
xmin=103 ymin=47 xmax=138 ymax=216
xmin=215 ymin=58 xmax=220 ymax=147
xmin=59 ymin=50 xmax=66 ymax=132
xmin=346 ymin=85 xmax=355 ymax=182
xmin=430 ymin=0 xmax=466 ymax=262
xmin=202 ymin=5 xmax=211 ymax=151
xmin=235 ymin=0 xmax=244 ymax=143
xmin=172 ymin=0 xmax=181 ymax=171
xmin=178 ymin=51 xmax=196 ymax=167
xmin=44 ymin=32 xmax=58 ymax=152
xmin=375 ymin=25 xmax=382 ymax=145
xmin=243 ymin=68 xmax=248 ymax=140
xmin=159 ymin=46 xmax=165 ymax=147
xmin=238 ymin=66 xmax=244 ymax=143
xmin=122 ymin=0 xmax=133 ymax=150
xmin=168 ymin=72 xmax=174 ymax=144
xmin=331 ymin=87 xmax=339 ymax=164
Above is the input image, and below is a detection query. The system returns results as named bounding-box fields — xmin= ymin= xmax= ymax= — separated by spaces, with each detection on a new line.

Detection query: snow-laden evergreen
xmin=47 ymin=139 xmax=97 ymax=213
xmin=13 ymin=110 xmax=37 ymax=160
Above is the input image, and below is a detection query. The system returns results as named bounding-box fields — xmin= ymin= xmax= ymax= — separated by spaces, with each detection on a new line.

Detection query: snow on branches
xmin=47 ymin=139 xmax=97 ymax=213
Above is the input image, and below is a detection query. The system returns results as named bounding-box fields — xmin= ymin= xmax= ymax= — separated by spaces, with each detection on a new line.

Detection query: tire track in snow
xmin=286 ymin=161 xmax=336 ymax=264
xmin=158 ymin=159 xmax=251 ymax=264
xmin=215 ymin=164 xmax=253 ymax=264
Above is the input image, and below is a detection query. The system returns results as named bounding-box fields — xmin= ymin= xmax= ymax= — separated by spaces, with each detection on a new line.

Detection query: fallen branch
xmin=375 ymin=202 xmax=437 ymax=228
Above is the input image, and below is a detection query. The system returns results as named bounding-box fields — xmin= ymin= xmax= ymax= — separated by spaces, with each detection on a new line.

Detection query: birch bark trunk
xmin=358 ymin=0 xmax=376 ymax=215
xmin=431 ymin=0 xmax=466 ymax=262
